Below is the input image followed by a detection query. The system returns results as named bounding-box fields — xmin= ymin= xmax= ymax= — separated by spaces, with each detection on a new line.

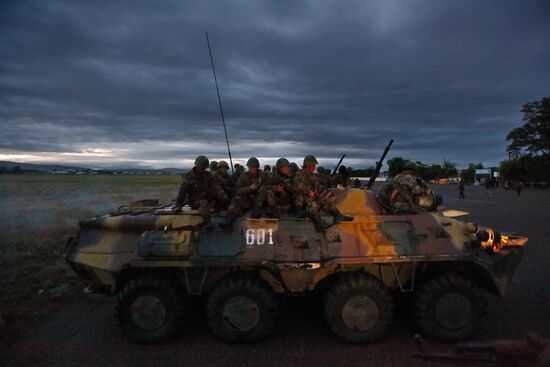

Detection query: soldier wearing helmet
xmin=289 ymin=162 xmax=299 ymax=179
xmin=317 ymin=166 xmax=334 ymax=192
xmin=214 ymin=160 xmax=234 ymax=204
xmin=209 ymin=160 xmax=218 ymax=172
xmin=175 ymin=155 xmax=228 ymax=229
xmin=378 ymin=161 xmax=433 ymax=214
xmin=220 ymin=157 xmax=263 ymax=230
xmin=292 ymin=155 xmax=353 ymax=231
xmin=252 ymin=158 xmax=294 ymax=218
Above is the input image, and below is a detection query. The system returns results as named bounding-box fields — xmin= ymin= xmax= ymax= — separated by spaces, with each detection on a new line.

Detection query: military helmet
xmin=289 ymin=162 xmax=299 ymax=172
xmin=276 ymin=158 xmax=290 ymax=169
xmin=194 ymin=155 xmax=209 ymax=168
xmin=209 ymin=160 xmax=218 ymax=171
xmin=404 ymin=161 xmax=417 ymax=171
xmin=246 ymin=157 xmax=260 ymax=168
xmin=303 ymin=155 xmax=318 ymax=167
xmin=218 ymin=160 xmax=229 ymax=169
xmin=317 ymin=166 xmax=325 ymax=174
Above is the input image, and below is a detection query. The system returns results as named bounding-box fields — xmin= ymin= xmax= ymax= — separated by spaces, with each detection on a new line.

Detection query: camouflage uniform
xmin=317 ymin=167 xmax=334 ymax=192
xmin=214 ymin=161 xmax=234 ymax=201
xmin=225 ymin=158 xmax=262 ymax=219
xmin=254 ymin=158 xmax=293 ymax=215
xmin=175 ymin=156 xmax=228 ymax=226
xmin=292 ymin=155 xmax=353 ymax=231
xmin=378 ymin=162 xmax=430 ymax=214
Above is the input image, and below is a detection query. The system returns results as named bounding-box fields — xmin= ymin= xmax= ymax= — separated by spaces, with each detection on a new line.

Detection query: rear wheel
xmin=206 ymin=275 xmax=278 ymax=343
xmin=116 ymin=274 xmax=188 ymax=344
xmin=324 ymin=273 xmax=393 ymax=342
xmin=413 ymin=272 xmax=486 ymax=341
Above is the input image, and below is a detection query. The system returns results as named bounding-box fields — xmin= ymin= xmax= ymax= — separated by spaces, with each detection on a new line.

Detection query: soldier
xmin=209 ymin=160 xmax=218 ymax=172
xmin=459 ymin=180 xmax=465 ymax=199
xmin=292 ymin=155 xmax=353 ymax=231
xmin=214 ymin=160 xmax=234 ymax=203
xmin=264 ymin=165 xmax=271 ymax=173
xmin=219 ymin=157 xmax=263 ymax=231
xmin=317 ymin=166 xmax=334 ymax=192
xmin=289 ymin=162 xmax=299 ymax=179
xmin=252 ymin=158 xmax=294 ymax=218
xmin=174 ymin=155 xmax=228 ymax=229
xmin=334 ymin=165 xmax=349 ymax=188
xmin=378 ymin=161 xmax=432 ymax=214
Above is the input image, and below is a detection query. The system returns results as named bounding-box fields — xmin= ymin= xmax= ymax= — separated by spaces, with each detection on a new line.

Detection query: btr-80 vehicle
xmin=66 ymin=189 xmax=527 ymax=344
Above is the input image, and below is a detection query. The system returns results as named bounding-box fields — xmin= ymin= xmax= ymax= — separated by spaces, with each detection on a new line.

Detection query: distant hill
xmin=0 ymin=161 xmax=187 ymax=174
xmin=0 ymin=161 xmax=87 ymax=172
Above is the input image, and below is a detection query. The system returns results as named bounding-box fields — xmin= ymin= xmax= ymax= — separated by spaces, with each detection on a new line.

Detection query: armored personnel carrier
xmin=66 ymin=190 xmax=527 ymax=344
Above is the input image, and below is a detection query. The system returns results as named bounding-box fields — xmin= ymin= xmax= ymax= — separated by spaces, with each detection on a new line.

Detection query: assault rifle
xmin=366 ymin=139 xmax=393 ymax=189
xmin=331 ymin=154 xmax=346 ymax=178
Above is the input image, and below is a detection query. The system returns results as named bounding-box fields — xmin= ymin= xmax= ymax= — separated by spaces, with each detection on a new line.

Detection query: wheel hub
xmin=435 ymin=292 xmax=472 ymax=330
xmin=130 ymin=295 xmax=167 ymax=331
xmin=222 ymin=295 xmax=260 ymax=332
xmin=342 ymin=295 xmax=380 ymax=332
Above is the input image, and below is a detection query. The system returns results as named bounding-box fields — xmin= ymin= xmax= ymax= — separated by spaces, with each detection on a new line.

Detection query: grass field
xmin=0 ymin=174 xmax=182 ymax=323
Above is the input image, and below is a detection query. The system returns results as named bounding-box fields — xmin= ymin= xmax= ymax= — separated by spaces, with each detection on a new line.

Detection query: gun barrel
xmin=366 ymin=139 xmax=394 ymax=189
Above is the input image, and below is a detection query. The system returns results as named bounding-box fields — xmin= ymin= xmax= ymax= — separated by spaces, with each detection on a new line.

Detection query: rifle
xmin=331 ymin=154 xmax=346 ymax=178
xmin=366 ymin=139 xmax=393 ymax=189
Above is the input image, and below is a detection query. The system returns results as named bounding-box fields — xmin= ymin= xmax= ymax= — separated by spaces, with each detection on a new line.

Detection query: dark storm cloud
xmin=1 ymin=0 xmax=549 ymax=168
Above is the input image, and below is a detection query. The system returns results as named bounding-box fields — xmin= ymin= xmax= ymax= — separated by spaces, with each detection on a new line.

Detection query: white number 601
xmin=245 ymin=228 xmax=274 ymax=246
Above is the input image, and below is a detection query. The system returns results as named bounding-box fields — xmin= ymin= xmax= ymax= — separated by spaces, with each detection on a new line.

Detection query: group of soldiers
xmin=174 ymin=155 xmax=354 ymax=231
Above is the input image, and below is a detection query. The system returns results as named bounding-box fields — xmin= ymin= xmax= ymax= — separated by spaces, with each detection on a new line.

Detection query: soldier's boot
xmin=333 ymin=213 xmax=354 ymax=224
xmin=219 ymin=215 xmax=235 ymax=231
xmin=310 ymin=213 xmax=330 ymax=232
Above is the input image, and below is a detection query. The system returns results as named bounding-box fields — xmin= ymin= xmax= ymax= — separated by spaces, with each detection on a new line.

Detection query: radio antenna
xmin=205 ymin=31 xmax=234 ymax=175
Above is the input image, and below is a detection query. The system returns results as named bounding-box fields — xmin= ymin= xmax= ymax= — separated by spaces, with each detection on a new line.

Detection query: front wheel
xmin=206 ymin=275 xmax=278 ymax=343
xmin=324 ymin=273 xmax=393 ymax=342
xmin=413 ymin=272 xmax=487 ymax=341
xmin=116 ymin=274 xmax=188 ymax=344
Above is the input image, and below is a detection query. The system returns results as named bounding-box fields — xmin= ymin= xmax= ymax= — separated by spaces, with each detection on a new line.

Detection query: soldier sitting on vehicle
xmin=377 ymin=161 xmax=440 ymax=214
xmin=292 ymin=155 xmax=354 ymax=231
xmin=213 ymin=160 xmax=234 ymax=207
xmin=209 ymin=160 xmax=218 ymax=172
xmin=252 ymin=158 xmax=294 ymax=218
xmin=219 ymin=157 xmax=263 ymax=231
xmin=317 ymin=166 xmax=334 ymax=192
xmin=289 ymin=162 xmax=299 ymax=179
xmin=174 ymin=155 xmax=228 ymax=229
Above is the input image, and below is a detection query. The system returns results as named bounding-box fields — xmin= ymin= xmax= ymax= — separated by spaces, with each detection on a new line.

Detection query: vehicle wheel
xmin=206 ymin=275 xmax=278 ymax=343
xmin=413 ymin=272 xmax=486 ymax=341
xmin=324 ymin=273 xmax=393 ymax=342
xmin=116 ymin=274 xmax=187 ymax=344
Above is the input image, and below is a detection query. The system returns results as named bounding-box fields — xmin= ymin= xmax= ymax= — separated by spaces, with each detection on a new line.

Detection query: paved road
xmin=2 ymin=185 xmax=549 ymax=367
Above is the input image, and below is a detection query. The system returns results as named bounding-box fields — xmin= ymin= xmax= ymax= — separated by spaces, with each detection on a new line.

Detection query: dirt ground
xmin=1 ymin=184 xmax=549 ymax=367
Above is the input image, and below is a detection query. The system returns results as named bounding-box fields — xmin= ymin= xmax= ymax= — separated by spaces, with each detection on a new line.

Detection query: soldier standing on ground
xmin=459 ymin=180 xmax=465 ymax=199
xmin=174 ymin=155 xmax=228 ymax=229
xmin=292 ymin=155 xmax=353 ymax=231
xmin=253 ymin=158 xmax=294 ymax=218
xmin=220 ymin=157 xmax=263 ymax=230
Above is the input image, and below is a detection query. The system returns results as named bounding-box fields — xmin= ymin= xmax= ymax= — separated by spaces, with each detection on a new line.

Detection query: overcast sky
xmin=1 ymin=1 xmax=549 ymax=169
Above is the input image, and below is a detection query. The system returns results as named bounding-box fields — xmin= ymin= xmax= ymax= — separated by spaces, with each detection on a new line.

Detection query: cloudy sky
xmin=1 ymin=1 xmax=549 ymax=170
